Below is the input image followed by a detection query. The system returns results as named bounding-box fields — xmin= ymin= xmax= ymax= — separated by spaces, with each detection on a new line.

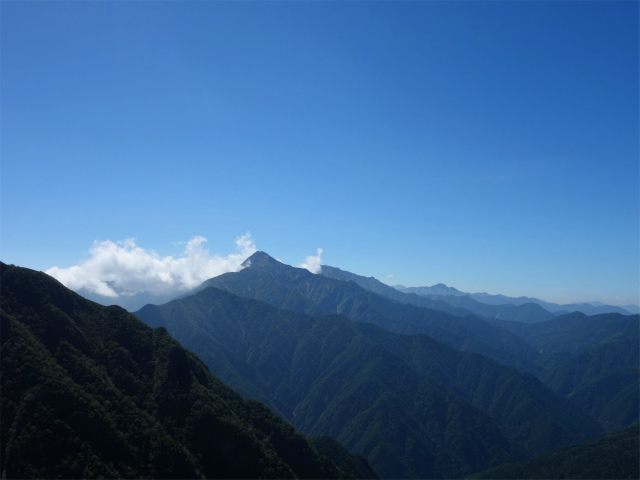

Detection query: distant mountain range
xmin=394 ymin=284 xmax=637 ymax=316
xmin=490 ymin=311 xmax=639 ymax=431
xmin=135 ymin=252 xmax=606 ymax=478
xmin=322 ymin=266 xmax=556 ymax=324
xmin=73 ymin=260 xmax=637 ymax=317
xmin=134 ymin=251 xmax=639 ymax=477
xmin=196 ymin=252 xmax=541 ymax=370
xmin=320 ymin=262 xmax=638 ymax=432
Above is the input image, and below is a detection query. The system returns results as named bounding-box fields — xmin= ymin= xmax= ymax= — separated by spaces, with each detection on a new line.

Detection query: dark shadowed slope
xmin=136 ymin=289 xmax=520 ymax=479
xmin=195 ymin=251 xmax=540 ymax=370
xmin=538 ymin=338 xmax=639 ymax=431
xmin=310 ymin=436 xmax=381 ymax=480
xmin=469 ymin=425 xmax=639 ymax=480
xmin=0 ymin=263 xmax=352 ymax=480
xmin=135 ymin=284 xmax=604 ymax=478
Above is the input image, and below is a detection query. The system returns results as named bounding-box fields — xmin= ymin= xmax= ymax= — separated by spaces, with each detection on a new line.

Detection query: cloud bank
xmin=299 ymin=248 xmax=323 ymax=274
xmin=46 ymin=233 xmax=257 ymax=298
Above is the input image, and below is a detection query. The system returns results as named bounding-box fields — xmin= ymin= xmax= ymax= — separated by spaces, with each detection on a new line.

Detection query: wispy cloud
xmin=46 ymin=233 xmax=257 ymax=297
xmin=299 ymin=248 xmax=323 ymax=274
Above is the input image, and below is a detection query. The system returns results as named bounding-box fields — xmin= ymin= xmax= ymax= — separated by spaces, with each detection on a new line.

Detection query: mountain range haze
xmin=2 ymin=253 xmax=638 ymax=478
xmin=2 ymin=1 xmax=638 ymax=477
xmin=130 ymin=250 xmax=637 ymax=477
xmin=43 ymin=238 xmax=639 ymax=316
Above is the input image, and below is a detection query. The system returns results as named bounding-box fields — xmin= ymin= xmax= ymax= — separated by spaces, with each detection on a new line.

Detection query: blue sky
xmin=2 ymin=1 xmax=638 ymax=306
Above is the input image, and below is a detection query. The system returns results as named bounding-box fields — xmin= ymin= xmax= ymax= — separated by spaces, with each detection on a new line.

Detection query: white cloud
xmin=385 ymin=274 xmax=394 ymax=279
xmin=46 ymin=233 xmax=257 ymax=298
xmin=299 ymin=248 xmax=323 ymax=274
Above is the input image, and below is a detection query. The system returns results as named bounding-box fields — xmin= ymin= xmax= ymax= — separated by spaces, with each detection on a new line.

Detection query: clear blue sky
xmin=2 ymin=1 xmax=638 ymax=306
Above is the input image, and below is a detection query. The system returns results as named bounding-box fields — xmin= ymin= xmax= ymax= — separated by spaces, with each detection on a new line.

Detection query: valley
xmin=2 ymin=256 xmax=637 ymax=479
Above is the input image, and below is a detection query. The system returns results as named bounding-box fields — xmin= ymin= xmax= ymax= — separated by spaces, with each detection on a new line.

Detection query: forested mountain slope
xmin=469 ymin=425 xmax=639 ymax=480
xmin=136 ymin=284 xmax=604 ymax=478
xmin=491 ymin=312 xmax=639 ymax=431
xmin=491 ymin=311 xmax=638 ymax=358
xmin=0 ymin=263 xmax=353 ymax=479
xmin=197 ymin=251 xmax=540 ymax=370
xmin=538 ymin=338 xmax=639 ymax=430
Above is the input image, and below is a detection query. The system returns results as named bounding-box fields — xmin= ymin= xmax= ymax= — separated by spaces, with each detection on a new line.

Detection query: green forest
xmin=1 ymin=256 xmax=638 ymax=479
xmin=0 ymin=263 xmax=359 ymax=479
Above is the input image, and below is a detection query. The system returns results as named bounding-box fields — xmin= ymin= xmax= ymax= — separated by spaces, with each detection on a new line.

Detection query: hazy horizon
xmin=39 ymin=235 xmax=638 ymax=310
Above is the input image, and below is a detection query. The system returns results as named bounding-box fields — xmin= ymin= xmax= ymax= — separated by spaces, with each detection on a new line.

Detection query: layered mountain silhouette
xmin=490 ymin=311 xmax=640 ymax=431
xmin=396 ymin=284 xmax=635 ymax=316
xmin=322 ymin=265 xmax=556 ymax=323
xmin=0 ymin=263 xmax=359 ymax=479
xmin=4 ymin=253 xmax=637 ymax=480
xmin=318 ymin=261 xmax=639 ymax=431
xmin=135 ymin=252 xmax=609 ymax=478
xmin=192 ymin=251 xmax=540 ymax=371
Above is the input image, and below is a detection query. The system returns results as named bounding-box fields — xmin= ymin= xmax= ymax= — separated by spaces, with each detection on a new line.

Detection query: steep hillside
xmin=469 ymin=425 xmax=639 ymax=479
xmin=491 ymin=312 xmax=639 ymax=431
xmin=538 ymin=339 xmax=639 ymax=430
xmin=136 ymin=289 xmax=520 ymax=478
xmin=136 ymin=284 xmax=604 ymax=478
xmin=0 ymin=263 xmax=352 ymax=479
xmin=310 ymin=436 xmax=382 ymax=480
xmin=198 ymin=252 xmax=540 ymax=370
xmin=491 ymin=311 xmax=638 ymax=358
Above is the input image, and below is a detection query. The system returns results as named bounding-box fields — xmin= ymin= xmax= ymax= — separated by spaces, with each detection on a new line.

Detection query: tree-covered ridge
xmin=310 ymin=436 xmax=381 ymax=480
xmin=491 ymin=311 xmax=639 ymax=358
xmin=199 ymin=251 xmax=540 ymax=371
xmin=137 ymin=289 xmax=520 ymax=478
xmin=304 ymin=258 xmax=638 ymax=433
xmin=135 ymin=282 xmax=604 ymax=478
xmin=491 ymin=311 xmax=640 ymax=431
xmin=468 ymin=425 xmax=639 ymax=479
xmin=0 ymin=263 xmax=353 ymax=479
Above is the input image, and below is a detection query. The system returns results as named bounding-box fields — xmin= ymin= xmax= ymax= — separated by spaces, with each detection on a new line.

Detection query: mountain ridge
xmin=0 ymin=262 xmax=356 ymax=479
xmin=394 ymin=284 xmax=636 ymax=316
xmin=135 ymin=281 xmax=604 ymax=478
xmin=488 ymin=310 xmax=640 ymax=431
xmin=195 ymin=251 xmax=541 ymax=370
xmin=322 ymin=265 xmax=556 ymax=323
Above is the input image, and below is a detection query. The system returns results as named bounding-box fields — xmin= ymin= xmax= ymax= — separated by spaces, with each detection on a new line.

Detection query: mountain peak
xmin=242 ymin=251 xmax=280 ymax=268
